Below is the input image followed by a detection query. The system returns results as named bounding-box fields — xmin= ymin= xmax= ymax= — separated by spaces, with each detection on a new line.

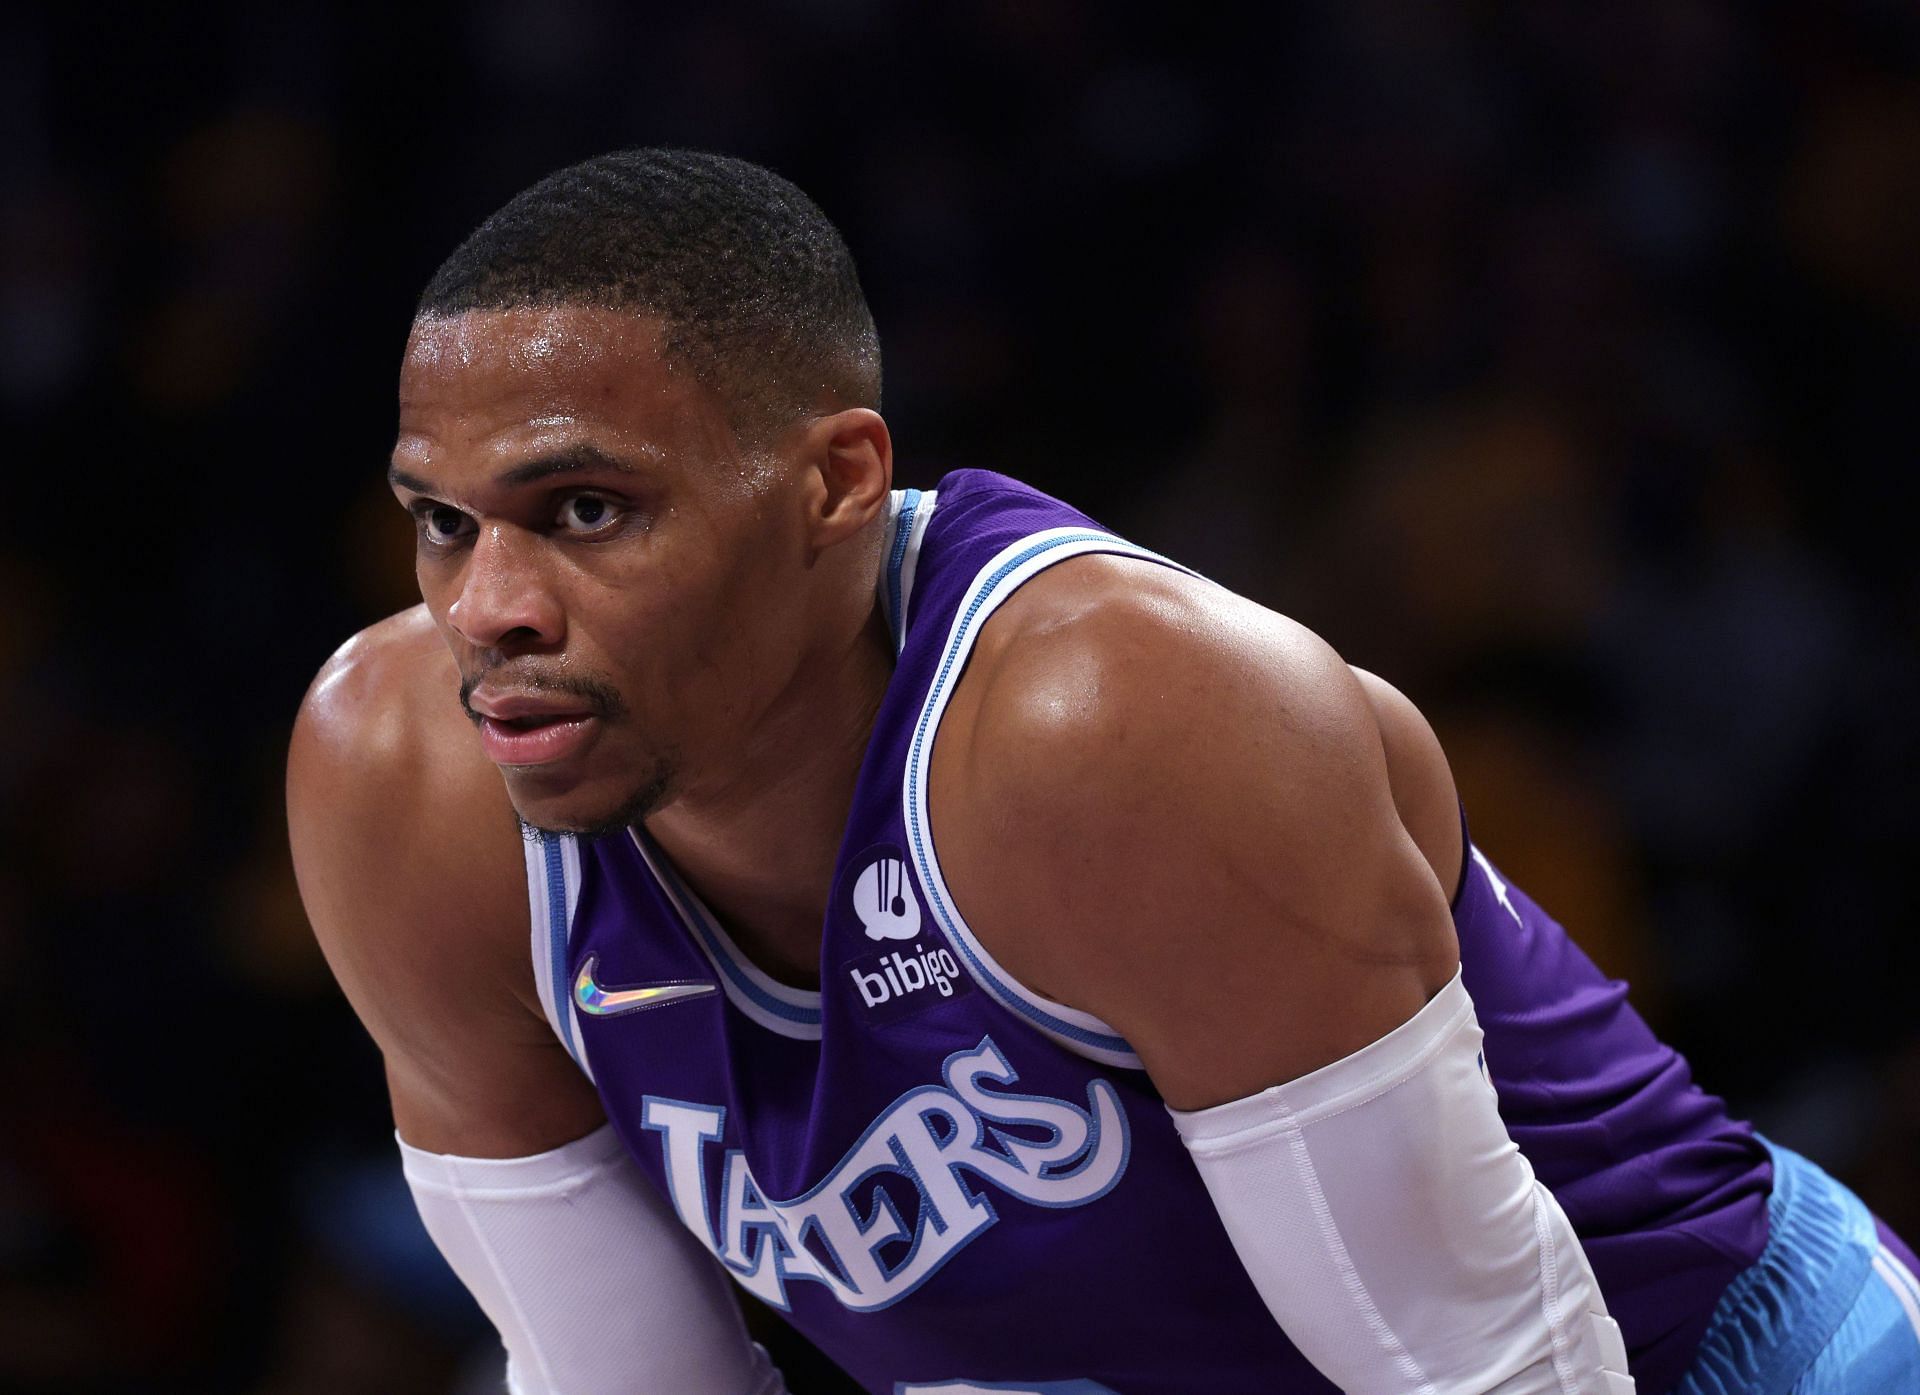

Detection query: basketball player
xmin=286 ymin=150 xmax=1920 ymax=1394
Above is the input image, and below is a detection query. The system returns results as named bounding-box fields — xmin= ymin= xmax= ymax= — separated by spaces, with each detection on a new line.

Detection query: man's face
xmin=391 ymin=306 xmax=818 ymax=835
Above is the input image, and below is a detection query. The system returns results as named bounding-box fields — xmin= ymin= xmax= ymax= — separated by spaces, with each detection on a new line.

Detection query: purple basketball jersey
xmin=525 ymin=469 xmax=1770 ymax=1395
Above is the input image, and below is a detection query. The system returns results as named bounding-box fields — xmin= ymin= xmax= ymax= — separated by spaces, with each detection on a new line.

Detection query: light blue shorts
xmin=1673 ymin=1137 xmax=1920 ymax=1395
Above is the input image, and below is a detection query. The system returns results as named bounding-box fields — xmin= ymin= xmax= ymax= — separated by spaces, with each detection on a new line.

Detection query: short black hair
xmin=418 ymin=148 xmax=880 ymax=437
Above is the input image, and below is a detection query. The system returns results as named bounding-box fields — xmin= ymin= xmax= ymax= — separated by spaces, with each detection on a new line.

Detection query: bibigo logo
xmin=839 ymin=847 xmax=970 ymax=1019
xmin=853 ymin=854 xmax=921 ymax=941
xmin=850 ymin=943 xmax=963 ymax=1007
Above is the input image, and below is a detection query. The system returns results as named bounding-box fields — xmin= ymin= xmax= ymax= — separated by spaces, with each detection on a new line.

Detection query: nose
xmin=445 ymin=524 xmax=564 ymax=650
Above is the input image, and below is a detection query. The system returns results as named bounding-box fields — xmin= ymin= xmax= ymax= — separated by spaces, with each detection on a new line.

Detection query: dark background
xmin=3 ymin=2 xmax=1917 ymax=1390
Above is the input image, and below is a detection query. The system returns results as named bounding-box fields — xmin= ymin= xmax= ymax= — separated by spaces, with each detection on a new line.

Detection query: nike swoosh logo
xmin=573 ymin=955 xmax=717 ymax=1017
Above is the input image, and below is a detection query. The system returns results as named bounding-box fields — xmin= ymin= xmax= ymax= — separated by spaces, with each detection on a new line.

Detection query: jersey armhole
xmin=1449 ymin=802 xmax=1473 ymax=911
xmin=523 ymin=831 xmax=596 ymax=1083
xmin=900 ymin=527 xmax=1200 ymax=1071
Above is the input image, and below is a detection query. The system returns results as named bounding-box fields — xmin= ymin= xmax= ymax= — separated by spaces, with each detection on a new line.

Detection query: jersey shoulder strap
xmin=522 ymin=830 xmax=594 ymax=1081
xmin=895 ymin=471 xmax=1199 ymax=1068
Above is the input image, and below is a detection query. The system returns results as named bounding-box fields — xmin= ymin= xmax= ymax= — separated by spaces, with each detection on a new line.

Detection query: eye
xmin=418 ymin=504 xmax=473 ymax=546
xmin=556 ymin=494 xmax=622 ymax=535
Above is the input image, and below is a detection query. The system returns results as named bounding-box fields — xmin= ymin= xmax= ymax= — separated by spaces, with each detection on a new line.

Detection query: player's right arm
xmin=287 ymin=605 xmax=602 ymax=1156
xmin=284 ymin=610 xmax=595 ymax=1158
xmin=287 ymin=606 xmax=784 ymax=1395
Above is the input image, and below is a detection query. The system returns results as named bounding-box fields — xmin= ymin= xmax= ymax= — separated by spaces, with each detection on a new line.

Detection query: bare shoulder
xmin=1348 ymin=666 xmax=1466 ymax=903
xmin=288 ymin=605 xmax=600 ymax=1154
xmin=289 ymin=605 xmax=512 ymax=913
xmin=292 ymin=604 xmax=461 ymax=771
xmin=928 ymin=556 xmax=1460 ymax=1108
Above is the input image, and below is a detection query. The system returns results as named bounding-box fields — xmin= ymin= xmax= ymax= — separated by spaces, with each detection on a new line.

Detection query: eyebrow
xmin=387 ymin=443 xmax=643 ymax=495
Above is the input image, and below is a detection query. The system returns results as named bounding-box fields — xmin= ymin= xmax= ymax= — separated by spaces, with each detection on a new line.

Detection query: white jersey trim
xmin=1875 ymin=1244 xmax=1920 ymax=1341
xmin=880 ymin=487 xmax=939 ymax=655
xmin=523 ymin=832 xmax=595 ymax=1082
xmin=628 ymin=827 xmax=824 ymax=1041
xmin=903 ymin=525 xmax=1198 ymax=1069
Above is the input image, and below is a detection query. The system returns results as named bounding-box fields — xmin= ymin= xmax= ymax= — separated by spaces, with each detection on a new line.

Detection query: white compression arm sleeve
xmin=1170 ymin=969 xmax=1635 ymax=1395
xmin=399 ymin=1123 xmax=787 ymax=1395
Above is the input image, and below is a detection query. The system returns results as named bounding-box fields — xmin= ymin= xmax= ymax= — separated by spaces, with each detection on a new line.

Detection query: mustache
xmin=458 ymin=668 xmax=630 ymax=723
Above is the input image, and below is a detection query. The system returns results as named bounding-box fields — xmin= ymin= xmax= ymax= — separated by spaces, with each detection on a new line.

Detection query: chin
xmin=509 ymin=768 xmax=669 ymax=843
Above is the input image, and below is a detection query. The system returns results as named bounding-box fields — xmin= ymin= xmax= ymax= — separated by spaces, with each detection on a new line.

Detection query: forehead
xmin=397 ymin=305 xmax=720 ymax=460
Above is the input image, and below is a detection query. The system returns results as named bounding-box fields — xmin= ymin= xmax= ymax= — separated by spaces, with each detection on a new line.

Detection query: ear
xmin=800 ymin=408 xmax=894 ymax=551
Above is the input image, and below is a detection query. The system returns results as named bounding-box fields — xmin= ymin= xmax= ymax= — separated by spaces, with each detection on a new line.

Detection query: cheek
xmin=570 ymin=565 xmax=712 ymax=699
xmin=585 ymin=511 xmax=810 ymax=713
xmin=414 ymin=556 xmax=461 ymax=628
xmin=700 ymin=539 xmax=808 ymax=661
xmin=641 ymin=570 xmax=783 ymax=712
xmin=417 ymin=560 xmax=492 ymax=660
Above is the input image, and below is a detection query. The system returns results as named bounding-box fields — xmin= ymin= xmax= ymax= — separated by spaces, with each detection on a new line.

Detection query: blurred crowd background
xmin=4 ymin=1 xmax=1918 ymax=1390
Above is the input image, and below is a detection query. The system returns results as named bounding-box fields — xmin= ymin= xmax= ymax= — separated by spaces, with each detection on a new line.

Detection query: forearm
xmin=1171 ymin=971 xmax=1634 ymax=1395
xmin=400 ymin=1123 xmax=787 ymax=1395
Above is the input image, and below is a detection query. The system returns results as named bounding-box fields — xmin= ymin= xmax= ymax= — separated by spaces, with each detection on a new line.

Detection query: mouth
xmin=474 ymin=710 xmax=602 ymax=767
xmin=463 ymin=675 xmax=625 ymax=771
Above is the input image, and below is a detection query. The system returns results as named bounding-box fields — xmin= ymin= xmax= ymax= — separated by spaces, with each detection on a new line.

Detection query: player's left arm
xmin=930 ymin=555 xmax=1634 ymax=1395
xmin=929 ymin=556 xmax=1457 ymax=1102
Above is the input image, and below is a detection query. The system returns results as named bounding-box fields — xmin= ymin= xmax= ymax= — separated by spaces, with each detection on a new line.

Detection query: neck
xmin=642 ymin=602 xmax=895 ymax=987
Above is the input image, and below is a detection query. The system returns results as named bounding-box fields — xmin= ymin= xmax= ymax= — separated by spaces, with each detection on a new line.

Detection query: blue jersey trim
xmin=635 ymin=828 xmax=825 ymax=1028
xmin=542 ymin=836 xmax=581 ymax=1067
xmin=886 ymin=488 xmax=924 ymax=654
xmin=906 ymin=531 xmax=1151 ymax=1060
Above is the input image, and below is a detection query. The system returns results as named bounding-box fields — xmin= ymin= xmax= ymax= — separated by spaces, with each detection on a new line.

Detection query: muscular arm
xmin=930 ymin=557 xmax=1460 ymax=1108
xmin=287 ymin=606 xmax=603 ymax=1155
xmin=287 ymin=607 xmax=781 ymax=1395
xmin=931 ymin=557 xmax=1631 ymax=1393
